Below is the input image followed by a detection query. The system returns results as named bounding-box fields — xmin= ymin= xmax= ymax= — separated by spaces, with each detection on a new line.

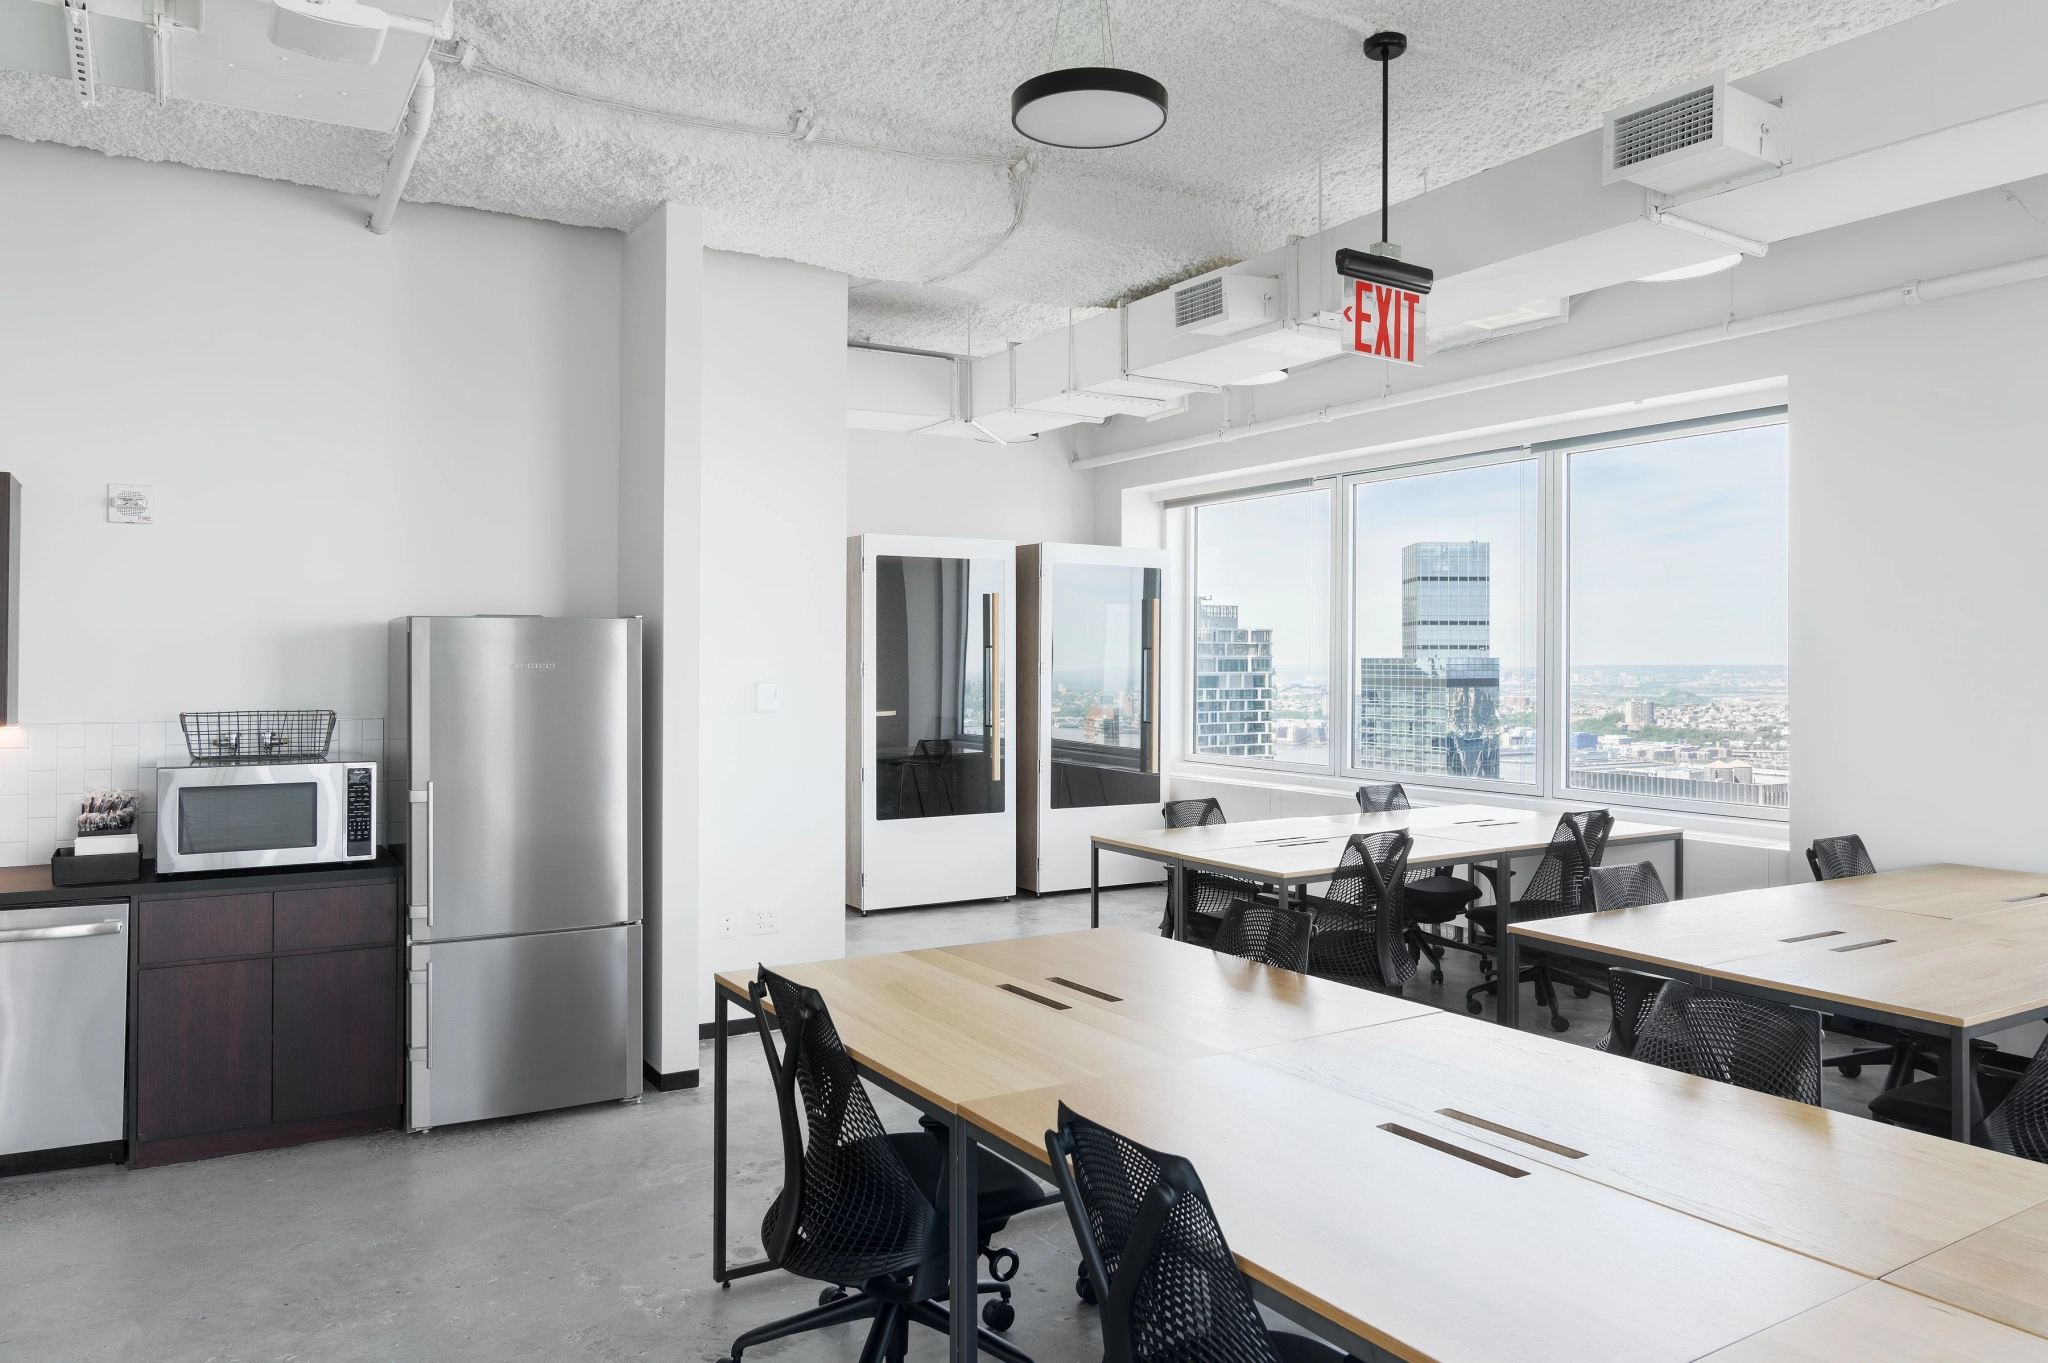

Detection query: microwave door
xmin=412 ymin=616 xmax=639 ymax=941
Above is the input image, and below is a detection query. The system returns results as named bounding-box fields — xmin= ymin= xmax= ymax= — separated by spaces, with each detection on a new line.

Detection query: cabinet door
xmin=136 ymin=959 xmax=273 ymax=1141
xmin=273 ymin=946 xmax=400 ymax=1123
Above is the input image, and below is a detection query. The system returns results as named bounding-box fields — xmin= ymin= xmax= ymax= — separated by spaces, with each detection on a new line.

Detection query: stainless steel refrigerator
xmin=388 ymin=616 xmax=643 ymax=1132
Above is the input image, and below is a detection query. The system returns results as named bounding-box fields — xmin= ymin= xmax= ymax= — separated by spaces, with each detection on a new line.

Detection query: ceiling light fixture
xmin=1012 ymin=1 xmax=1167 ymax=149
xmin=1334 ymin=31 xmax=1433 ymax=296
xmin=1636 ymin=253 xmax=1744 ymax=283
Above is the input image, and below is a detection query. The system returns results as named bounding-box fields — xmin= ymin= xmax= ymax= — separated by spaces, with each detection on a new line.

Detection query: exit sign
xmin=1347 ymin=279 xmax=1425 ymax=366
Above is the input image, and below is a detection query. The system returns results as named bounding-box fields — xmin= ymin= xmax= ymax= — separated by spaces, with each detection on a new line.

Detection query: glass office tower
xmin=1356 ymin=542 xmax=1500 ymax=777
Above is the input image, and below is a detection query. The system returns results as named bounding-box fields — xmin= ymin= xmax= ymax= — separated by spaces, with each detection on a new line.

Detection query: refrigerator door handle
xmin=407 ymin=784 xmax=432 ymax=928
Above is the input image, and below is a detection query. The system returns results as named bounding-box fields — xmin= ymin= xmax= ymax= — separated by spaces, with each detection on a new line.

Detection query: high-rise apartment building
xmin=1357 ymin=541 xmax=1500 ymax=777
xmin=1193 ymin=602 xmax=1273 ymax=758
xmin=1623 ymin=698 xmax=1657 ymax=730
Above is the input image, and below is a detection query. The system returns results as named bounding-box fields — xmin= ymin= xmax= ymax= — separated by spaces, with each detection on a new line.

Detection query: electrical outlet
xmin=717 ymin=910 xmax=740 ymax=940
xmin=750 ymin=908 xmax=778 ymax=936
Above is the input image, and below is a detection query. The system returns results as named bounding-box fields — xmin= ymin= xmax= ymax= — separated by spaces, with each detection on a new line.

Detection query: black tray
xmin=51 ymin=847 xmax=142 ymax=886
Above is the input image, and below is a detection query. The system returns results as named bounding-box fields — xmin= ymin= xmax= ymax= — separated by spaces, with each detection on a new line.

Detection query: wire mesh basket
xmin=180 ymin=710 xmax=337 ymax=764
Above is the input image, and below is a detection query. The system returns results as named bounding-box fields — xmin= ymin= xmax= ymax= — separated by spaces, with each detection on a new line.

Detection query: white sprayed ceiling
xmin=0 ymin=0 xmax=1952 ymax=351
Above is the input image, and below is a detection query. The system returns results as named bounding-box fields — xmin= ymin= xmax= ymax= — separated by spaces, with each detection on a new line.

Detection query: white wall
xmin=1087 ymin=182 xmax=2048 ymax=873
xmin=849 ymin=427 xmax=1095 ymax=544
xmin=0 ymin=136 xmax=622 ymax=722
xmin=695 ymin=250 xmax=849 ymax=1022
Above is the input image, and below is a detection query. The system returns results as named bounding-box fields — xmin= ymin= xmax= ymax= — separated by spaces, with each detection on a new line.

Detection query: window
xmin=1349 ymin=460 xmax=1539 ymax=785
xmin=1566 ymin=424 xmax=1789 ymax=809
xmin=1190 ymin=487 xmax=1331 ymax=767
xmin=1181 ymin=409 xmax=1790 ymax=819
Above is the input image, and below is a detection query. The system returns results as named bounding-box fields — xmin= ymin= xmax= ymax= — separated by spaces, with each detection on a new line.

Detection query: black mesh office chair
xmin=1598 ymin=967 xmax=1674 ymax=1059
xmin=1464 ymin=810 xmax=1612 ymax=1032
xmin=1986 ymin=1040 xmax=2048 ymax=1161
xmin=1807 ymin=834 xmax=1876 ymax=881
xmin=1212 ymin=899 xmax=1313 ymax=972
xmin=1588 ymin=860 xmax=1668 ymax=913
xmin=1306 ymin=831 xmax=1414 ymax=994
xmin=1866 ymin=1041 xmax=2030 ymax=1140
xmin=718 ymin=969 xmax=1043 ymax=1363
xmin=1046 ymin=1104 xmax=1359 ymax=1363
xmin=1355 ymin=782 xmax=1484 ymax=986
xmin=1158 ymin=799 xmax=1268 ymax=944
xmin=1626 ymin=973 xmax=1824 ymax=1105
xmin=1804 ymin=833 xmax=1938 ymax=1085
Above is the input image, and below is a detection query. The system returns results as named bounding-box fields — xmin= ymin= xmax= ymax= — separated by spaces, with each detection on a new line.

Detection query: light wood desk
xmin=1514 ymin=868 xmax=2048 ymax=1139
xmin=961 ymin=1053 xmax=1866 ymax=1363
xmin=921 ymin=926 xmax=1435 ymax=1052
xmin=1700 ymin=1281 xmax=2048 ymax=1362
xmin=1097 ymin=808 xmax=1682 ymax=1027
xmin=1887 ymin=1198 xmax=2048 ymax=1341
xmin=1248 ymin=1010 xmax=2048 ymax=1278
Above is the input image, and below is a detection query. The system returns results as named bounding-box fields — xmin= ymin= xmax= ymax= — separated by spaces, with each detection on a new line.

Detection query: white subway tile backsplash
xmin=0 ymin=842 xmax=25 ymax=867
xmin=137 ymin=782 xmax=156 ymax=813
xmin=0 ymin=726 xmax=24 ymax=750
xmin=27 ymin=817 xmax=55 ymax=862
xmin=84 ymin=725 xmax=112 ymax=768
xmin=139 ymin=724 xmax=163 ymax=767
xmin=0 ymin=795 xmax=25 ymax=844
xmin=56 ymin=794 xmax=81 ymax=835
xmin=0 ymin=748 xmax=24 ymax=796
xmin=137 ymin=811 xmax=157 ymax=849
xmin=27 ymin=770 xmax=53 ymax=819
xmin=112 ymin=748 xmax=139 ymax=792
xmin=83 ymin=769 xmax=111 ymax=795
xmin=57 ymin=724 xmax=84 ymax=749
xmin=113 ymin=724 xmax=139 ymax=747
xmin=29 ymin=725 xmax=56 ymax=772
xmin=56 ymin=748 xmax=84 ymax=795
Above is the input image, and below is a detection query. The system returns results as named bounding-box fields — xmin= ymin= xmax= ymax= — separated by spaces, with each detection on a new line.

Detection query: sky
xmin=1192 ymin=423 xmax=1789 ymax=682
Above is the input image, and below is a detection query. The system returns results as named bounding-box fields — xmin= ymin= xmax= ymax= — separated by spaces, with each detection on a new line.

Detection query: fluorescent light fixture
xmin=1637 ymin=253 xmax=1743 ymax=283
xmin=1012 ymin=68 xmax=1168 ymax=148
xmin=1335 ymin=246 xmax=1434 ymax=295
xmin=1231 ymin=370 xmax=1289 ymax=386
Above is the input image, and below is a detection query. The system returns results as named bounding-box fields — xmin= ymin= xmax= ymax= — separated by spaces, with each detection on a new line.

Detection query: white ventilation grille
xmin=1173 ymin=277 xmax=1225 ymax=330
xmin=1612 ymin=85 xmax=1715 ymax=170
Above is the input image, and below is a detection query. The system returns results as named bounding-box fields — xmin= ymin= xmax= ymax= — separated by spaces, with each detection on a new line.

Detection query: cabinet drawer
xmin=138 ymin=893 xmax=273 ymax=964
xmin=275 ymin=884 xmax=399 ymax=952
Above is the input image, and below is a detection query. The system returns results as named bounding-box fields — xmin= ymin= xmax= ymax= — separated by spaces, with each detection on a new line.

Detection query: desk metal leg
xmin=713 ymin=988 xmax=730 ymax=1283
xmin=1951 ymin=1030 xmax=1977 ymax=1143
xmin=948 ymin=1113 xmax=981 ymax=1363
xmin=1172 ymin=860 xmax=1188 ymax=941
xmin=1090 ymin=843 xmax=1101 ymax=929
xmin=1673 ymin=833 xmax=1685 ymax=898
xmin=1495 ymin=854 xmax=1519 ymax=1029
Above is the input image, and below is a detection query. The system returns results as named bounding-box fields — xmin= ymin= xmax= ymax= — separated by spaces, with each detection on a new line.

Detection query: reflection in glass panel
xmin=1192 ymin=489 xmax=1331 ymax=767
xmin=1049 ymin=564 xmax=1161 ymax=809
xmin=1351 ymin=461 xmax=1539 ymax=783
xmin=874 ymin=555 xmax=1007 ymax=820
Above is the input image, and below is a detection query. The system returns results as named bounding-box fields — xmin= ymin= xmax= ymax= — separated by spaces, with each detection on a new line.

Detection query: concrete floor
xmin=1 ymin=882 xmax=1901 ymax=1362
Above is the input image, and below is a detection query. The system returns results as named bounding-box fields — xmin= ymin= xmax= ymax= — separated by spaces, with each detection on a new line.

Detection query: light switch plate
xmin=755 ymin=683 xmax=780 ymax=712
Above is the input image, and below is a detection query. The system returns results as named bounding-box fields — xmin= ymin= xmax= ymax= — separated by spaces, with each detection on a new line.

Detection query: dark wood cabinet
xmin=130 ymin=877 xmax=403 ymax=1168
xmin=136 ymin=958 xmax=272 ymax=1141
xmin=273 ymin=945 xmax=400 ymax=1123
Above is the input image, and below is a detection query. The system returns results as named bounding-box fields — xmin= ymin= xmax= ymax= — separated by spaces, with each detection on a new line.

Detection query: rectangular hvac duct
xmin=1602 ymin=75 xmax=1784 ymax=196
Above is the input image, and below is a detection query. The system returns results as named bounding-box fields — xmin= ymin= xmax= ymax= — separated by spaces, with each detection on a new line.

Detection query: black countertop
xmin=0 ymin=850 xmax=404 ymax=911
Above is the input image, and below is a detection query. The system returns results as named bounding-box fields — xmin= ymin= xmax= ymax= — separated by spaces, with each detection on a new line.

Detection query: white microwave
xmin=156 ymin=761 xmax=378 ymax=874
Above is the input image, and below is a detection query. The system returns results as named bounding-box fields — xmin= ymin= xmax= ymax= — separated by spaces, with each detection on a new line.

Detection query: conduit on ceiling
xmin=1070 ymin=252 xmax=2048 ymax=470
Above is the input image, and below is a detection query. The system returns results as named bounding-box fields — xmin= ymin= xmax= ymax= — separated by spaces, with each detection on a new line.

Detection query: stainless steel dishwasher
xmin=0 ymin=901 xmax=128 ymax=1161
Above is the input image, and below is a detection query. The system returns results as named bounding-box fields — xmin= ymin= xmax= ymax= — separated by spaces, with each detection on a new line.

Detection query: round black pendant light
xmin=1012 ymin=67 xmax=1168 ymax=148
xmin=1011 ymin=1 xmax=1166 ymax=149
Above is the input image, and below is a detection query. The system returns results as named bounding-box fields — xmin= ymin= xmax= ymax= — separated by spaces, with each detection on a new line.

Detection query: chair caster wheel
xmin=982 ymin=1300 xmax=1016 ymax=1331
xmin=1465 ymin=999 xmax=1483 ymax=1015
xmin=819 ymin=1287 xmax=847 ymax=1306
xmin=1550 ymin=1014 xmax=1571 ymax=1032
xmin=1075 ymin=1265 xmax=1097 ymax=1305
xmin=1572 ymin=986 xmax=1592 ymax=999
xmin=1430 ymin=971 xmax=1443 ymax=986
xmin=1837 ymin=1063 xmax=1862 ymax=1079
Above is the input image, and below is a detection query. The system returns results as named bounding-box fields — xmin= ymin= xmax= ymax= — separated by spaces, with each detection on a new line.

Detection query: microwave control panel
xmin=347 ymin=767 xmax=375 ymax=857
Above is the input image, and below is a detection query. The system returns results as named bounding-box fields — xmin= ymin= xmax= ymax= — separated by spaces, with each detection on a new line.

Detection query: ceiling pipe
xmin=1070 ymin=251 xmax=2048 ymax=471
xmin=367 ymin=58 xmax=435 ymax=235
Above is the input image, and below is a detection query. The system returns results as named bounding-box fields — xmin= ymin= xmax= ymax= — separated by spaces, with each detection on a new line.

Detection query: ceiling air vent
xmin=1602 ymin=75 xmax=1784 ymax=197
xmin=1170 ymin=274 xmax=1276 ymax=336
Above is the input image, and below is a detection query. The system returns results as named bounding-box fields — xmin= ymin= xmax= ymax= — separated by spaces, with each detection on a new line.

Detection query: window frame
xmin=1177 ymin=407 xmax=1791 ymax=822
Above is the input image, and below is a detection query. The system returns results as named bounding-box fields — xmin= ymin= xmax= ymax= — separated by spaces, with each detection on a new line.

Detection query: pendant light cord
xmin=1380 ymin=52 xmax=1390 ymax=245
